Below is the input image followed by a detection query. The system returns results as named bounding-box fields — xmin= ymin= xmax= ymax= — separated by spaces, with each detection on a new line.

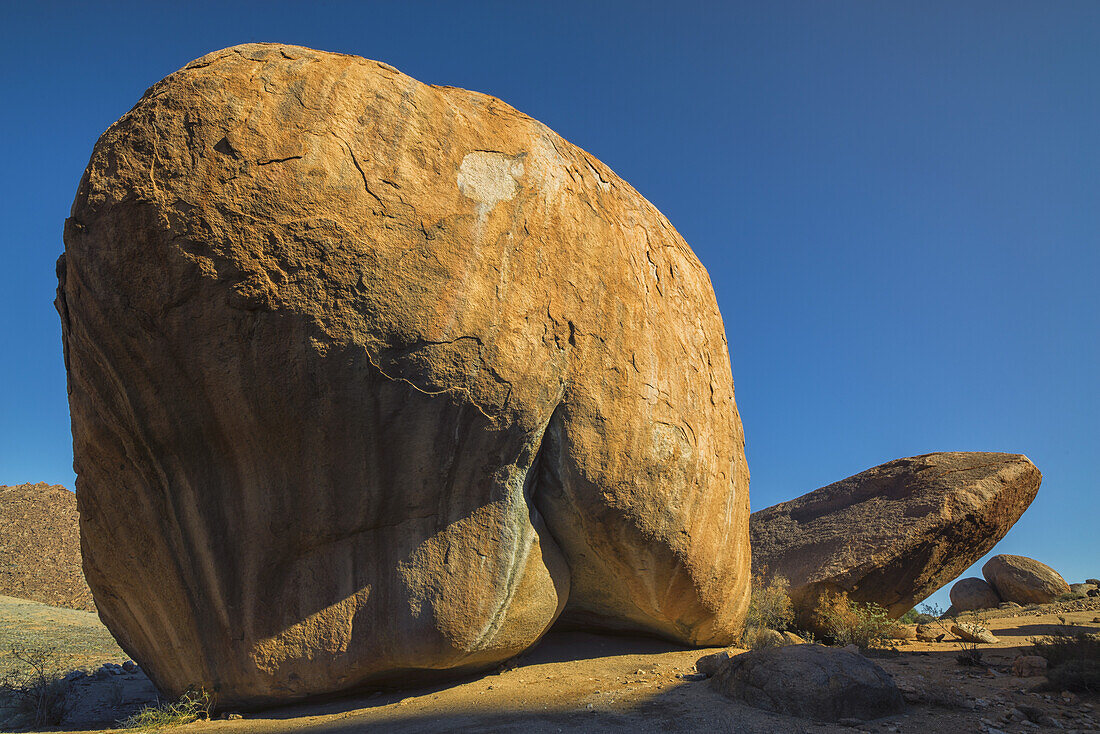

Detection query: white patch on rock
xmin=458 ymin=152 xmax=525 ymax=208
xmin=527 ymin=135 xmax=568 ymax=198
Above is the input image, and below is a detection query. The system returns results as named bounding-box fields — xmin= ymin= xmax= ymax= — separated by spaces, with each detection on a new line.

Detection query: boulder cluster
xmin=950 ymin=554 xmax=1083 ymax=611
xmin=56 ymin=41 xmax=1062 ymax=714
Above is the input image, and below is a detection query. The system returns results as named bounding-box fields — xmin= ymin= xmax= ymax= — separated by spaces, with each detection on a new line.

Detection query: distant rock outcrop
xmin=950 ymin=577 xmax=1002 ymax=611
xmin=983 ymin=555 xmax=1070 ymax=605
xmin=0 ymin=482 xmax=93 ymax=610
xmin=56 ymin=43 xmax=750 ymax=708
xmin=750 ymin=452 xmax=1041 ymax=632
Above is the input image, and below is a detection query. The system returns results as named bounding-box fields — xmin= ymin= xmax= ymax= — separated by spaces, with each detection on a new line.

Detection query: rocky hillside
xmin=0 ymin=482 xmax=94 ymax=610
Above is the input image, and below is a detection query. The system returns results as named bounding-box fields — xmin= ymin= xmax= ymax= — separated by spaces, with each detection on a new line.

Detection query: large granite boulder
xmin=706 ymin=645 xmax=904 ymax=722
xmin=983 ymin=555 xmax=1069 ymax=605
xmin=950 ymin=577 xmax=1001 ymax=612
xmin=750 ymin=453 xmax=1040 ymax=632
xmin=56 ymin=44 xmax=749 ymax=708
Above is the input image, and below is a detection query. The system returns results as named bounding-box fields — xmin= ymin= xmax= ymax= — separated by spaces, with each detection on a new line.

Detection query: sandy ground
xmin=2 ymin=596 xmax=1097 ymax=733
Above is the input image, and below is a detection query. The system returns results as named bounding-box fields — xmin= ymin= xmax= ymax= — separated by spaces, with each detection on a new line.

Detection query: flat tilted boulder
xmin=983 ymin=555 xmax=1069 ymax=605
xmin=950 ymin=577 xmax=1002 ymax=612
xmin=750 ymin=452 xmax=1040 ymax=632
xmin=56 ymin=43 xmax=749 ymax=708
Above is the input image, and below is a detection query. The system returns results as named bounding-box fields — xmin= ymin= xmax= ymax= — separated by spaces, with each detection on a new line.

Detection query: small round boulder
xmin=950 ymin=577 xmax=1001 ymax=611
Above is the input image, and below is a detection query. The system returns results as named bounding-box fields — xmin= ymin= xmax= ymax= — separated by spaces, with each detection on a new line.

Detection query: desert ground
xmin=2 ymin=594 xmax=1097 ymax=734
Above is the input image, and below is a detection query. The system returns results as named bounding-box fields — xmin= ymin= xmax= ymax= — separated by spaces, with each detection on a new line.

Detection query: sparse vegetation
xmin=1056 ymin=591 xmax=1088 ymax=603
xmin=955 ymin=640 xmax=984 ymax=667
xmin=0 ymin=645 xmax=73 ymax=728
xmin=745 ymin=570 xmax=794 ymax=632
xmin=1029 ymin=631 xmax=1100 ymax=692
xmin=742 ymin=570 xmax=795 ymax=649
xmin=120 ymin=687 xmax=212 ymax=730
xmin=899 ymin=608 xmax=934 ymax=625
xmin=817 ymin=591 xmax=901 ymax=649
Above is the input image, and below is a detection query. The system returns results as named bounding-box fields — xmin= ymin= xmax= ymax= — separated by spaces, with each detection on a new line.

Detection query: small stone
xmin=1012 ymin=655 xmax=1048 ymax=677
xmin=951 ymin=622 xmax=999 ymax=644
xmin=695 ymin=650 xmax=734 ymax=677
xmin=915 ymin=624 xmax=938 ymax=642
xmin=122 ymin=661 xmax=137 ymax=672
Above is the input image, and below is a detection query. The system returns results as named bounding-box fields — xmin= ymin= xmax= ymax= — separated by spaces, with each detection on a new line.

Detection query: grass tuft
xmin=120 ymin=687 xmax=212 ymax=730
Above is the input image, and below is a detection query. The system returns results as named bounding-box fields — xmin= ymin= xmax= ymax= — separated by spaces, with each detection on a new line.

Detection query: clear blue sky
xmin=1 ymin=2 xmax=1097 ymax=611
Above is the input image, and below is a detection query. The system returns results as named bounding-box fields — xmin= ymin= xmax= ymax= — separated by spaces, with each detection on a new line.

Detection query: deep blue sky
xmin=2 ymin=2 xmax=1097 ymax=610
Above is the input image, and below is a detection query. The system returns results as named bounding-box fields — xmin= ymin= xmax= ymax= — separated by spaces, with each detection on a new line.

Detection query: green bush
xmin=742 ymin=627 xmax=785 ymax=650
xmin=899 ymin=608 xmax=935 ymax=625
xmin=1055 ymin=591 xmax=1088 ymax=603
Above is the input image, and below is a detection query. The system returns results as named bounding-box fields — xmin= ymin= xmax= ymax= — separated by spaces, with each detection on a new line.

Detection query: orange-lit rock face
xmin=57 ymin=43 xmax=749 ymax=707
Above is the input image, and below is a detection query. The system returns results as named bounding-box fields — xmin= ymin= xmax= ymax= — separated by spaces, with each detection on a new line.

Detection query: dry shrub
xmin=0 ymin=646 xmax=73 ymax=728
xmin=745 ymin=569 xmax=794 ymax=632
xmin=817 ymin=590 xmax=901 ymax=649
xmin=1030 ymin=632 xmax=1100 ymax=692
xmin=740 ymin=569 xmax=796 ymax=650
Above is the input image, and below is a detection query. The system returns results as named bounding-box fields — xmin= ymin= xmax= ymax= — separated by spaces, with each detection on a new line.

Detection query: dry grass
xmin=120 ymin=688 xmax=213 ymax=730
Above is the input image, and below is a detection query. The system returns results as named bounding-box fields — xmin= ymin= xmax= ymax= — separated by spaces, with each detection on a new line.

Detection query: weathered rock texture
xmin=56 ymin=44 xmax=749 ymax=707
xmin=950 ymin=577 xmax=1002 ymax=612
xmin=706 ymin=645 xmax=904 ymax=722
xmin=0 ymin=483 xmax=94 ymax=610
xmin=982 ymin=555 xmax=1069 ymax=605
xmin=750 ymin=452 xmax=1040 ymax=632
